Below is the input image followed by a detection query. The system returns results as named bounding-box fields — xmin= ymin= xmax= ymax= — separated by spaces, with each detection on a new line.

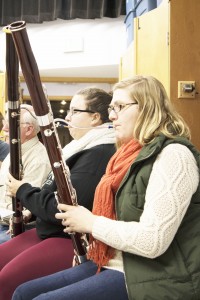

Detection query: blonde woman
xmin=13 ymin=76 xmax=200 ymax=300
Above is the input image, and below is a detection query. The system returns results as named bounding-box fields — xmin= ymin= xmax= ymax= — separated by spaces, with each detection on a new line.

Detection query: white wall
xmin=0 ymin=17 xmax=127 ymax=78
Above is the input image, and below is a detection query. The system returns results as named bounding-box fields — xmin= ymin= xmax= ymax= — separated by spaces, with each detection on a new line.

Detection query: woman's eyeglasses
xmin=67 ymin=108 xmax=95 ymax=116
xmin=108 ymin=102 xmax=138 ymax=115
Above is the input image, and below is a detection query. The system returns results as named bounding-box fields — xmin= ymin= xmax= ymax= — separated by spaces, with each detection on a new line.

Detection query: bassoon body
xmin=9 ymin=21 xmax=88 ymax=263
xmin=4 ymin=27 xmax=24 ymax=237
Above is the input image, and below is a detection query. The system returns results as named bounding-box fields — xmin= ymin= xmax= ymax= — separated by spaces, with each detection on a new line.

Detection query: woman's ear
xmin=91 ymin=112 xmax=102 ymax=126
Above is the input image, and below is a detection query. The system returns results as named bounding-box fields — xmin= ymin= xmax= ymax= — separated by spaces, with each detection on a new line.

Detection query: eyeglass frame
xmin=2 ymin=120 xmax=34 ymax=127
xmin=21 ymin=107 xmax=37 ymax=120
xmin=108 ymin=102 xmax=138 ymax=115
xmin=67 ymin=108 xmax=95 ymax=116
xmin=20 ymin=122 xmax=34 ymax=126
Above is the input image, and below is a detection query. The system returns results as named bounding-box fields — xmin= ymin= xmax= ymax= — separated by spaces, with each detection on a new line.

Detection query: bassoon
xmin=3 ymin=27 xmax=24 ymax=237
xmin=8 ymin=20 xmax=88 ymax=263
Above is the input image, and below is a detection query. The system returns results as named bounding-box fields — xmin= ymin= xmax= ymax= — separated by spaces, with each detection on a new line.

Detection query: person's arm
xmin=16 ymin=183 xmax=61 ymax=225
xmin=6 ymin=171 xmax=60 ymax=224
xmin=8 ymin=145 xmax=113 ymax=224
xmin=56 ymin=144 xmax=199 ymax=259
xmin=91 ymin=144 xmax=199 ymax=258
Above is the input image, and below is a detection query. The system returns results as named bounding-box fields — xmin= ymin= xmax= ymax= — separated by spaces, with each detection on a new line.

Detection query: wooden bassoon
xmin=8 ymin=20 xmax=88 ymax=263
xmin=4 ymin=27 xmax=24 ymax=237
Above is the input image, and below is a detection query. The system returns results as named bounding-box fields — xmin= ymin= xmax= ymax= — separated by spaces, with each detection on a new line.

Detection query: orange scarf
xmin=87 ymin=139 xmax=142 ymax=271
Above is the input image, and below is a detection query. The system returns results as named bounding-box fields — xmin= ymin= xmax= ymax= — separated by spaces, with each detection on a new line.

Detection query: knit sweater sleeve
xmin=92 ymin=144 xmax=199 ymax=258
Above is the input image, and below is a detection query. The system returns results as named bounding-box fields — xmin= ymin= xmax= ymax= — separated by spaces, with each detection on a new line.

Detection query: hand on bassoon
xmin=6 ymin=173 xmax=26 ymax=197
xmin=55 ymin=203 xmax=98 ymax=234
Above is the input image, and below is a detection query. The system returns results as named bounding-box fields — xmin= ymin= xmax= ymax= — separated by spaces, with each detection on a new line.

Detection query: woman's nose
xmin=108 ymin=110 xmax=118 ymax=121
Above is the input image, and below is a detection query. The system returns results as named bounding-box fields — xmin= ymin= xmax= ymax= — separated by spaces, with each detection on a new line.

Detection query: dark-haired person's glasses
xmin=108 ymin=102 xmax=138 ymax=115
xmin=67 ymin=108 xmax=95 ymax=116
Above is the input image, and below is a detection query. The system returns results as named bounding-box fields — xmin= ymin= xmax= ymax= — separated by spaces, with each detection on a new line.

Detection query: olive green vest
xmin=116 ymin=135 xmax=200 ymax=300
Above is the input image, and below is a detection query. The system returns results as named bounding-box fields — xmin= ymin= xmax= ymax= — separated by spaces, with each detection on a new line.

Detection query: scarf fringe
xmin=88 ymin=139 xmax=142 ymax=270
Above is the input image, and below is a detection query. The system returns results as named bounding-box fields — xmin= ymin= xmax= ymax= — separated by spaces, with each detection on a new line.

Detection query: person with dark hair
xmin=11 ymin=76 xmax=200 ymax=300
xmin=0 ymin=87 xmax=116 ymax=300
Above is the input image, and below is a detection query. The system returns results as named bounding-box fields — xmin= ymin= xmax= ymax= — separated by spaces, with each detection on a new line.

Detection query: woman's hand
xmin=22 ymin=209 xmax=32 ymax=224
xmin=55 ymin=203 xmax=97 ymax=234
xmin=6 ymin=173 xmax=26 ymax=197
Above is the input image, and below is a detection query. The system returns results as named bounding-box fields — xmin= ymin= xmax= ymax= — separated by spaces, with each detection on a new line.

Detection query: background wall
xmin=0 ymin=17 xmax=127 ymax=79
xmin=120 ymin=0 xmax=200 ymax=150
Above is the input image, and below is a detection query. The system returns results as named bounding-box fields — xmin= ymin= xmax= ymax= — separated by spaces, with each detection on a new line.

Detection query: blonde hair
xmin=113 ymin=75 xmax=191 ymax=145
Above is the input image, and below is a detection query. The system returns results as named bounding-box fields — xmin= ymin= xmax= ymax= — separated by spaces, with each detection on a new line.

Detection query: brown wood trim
xmin=22 ymin=95 xmax=72 ymax=101
xmin=20 ymin=76 xmax=118 ymax=84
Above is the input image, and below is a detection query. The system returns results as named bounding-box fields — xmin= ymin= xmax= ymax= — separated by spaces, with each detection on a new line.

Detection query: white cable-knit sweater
xmin=92 ymin=144 xmax=199 ymax=272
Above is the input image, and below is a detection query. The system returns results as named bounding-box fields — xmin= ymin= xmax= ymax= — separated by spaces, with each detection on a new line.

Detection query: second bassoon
xmin=8 ymin=20 xmax=88 ymax=263
xmin=4 ymin=26 xmax=24 ymax=237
